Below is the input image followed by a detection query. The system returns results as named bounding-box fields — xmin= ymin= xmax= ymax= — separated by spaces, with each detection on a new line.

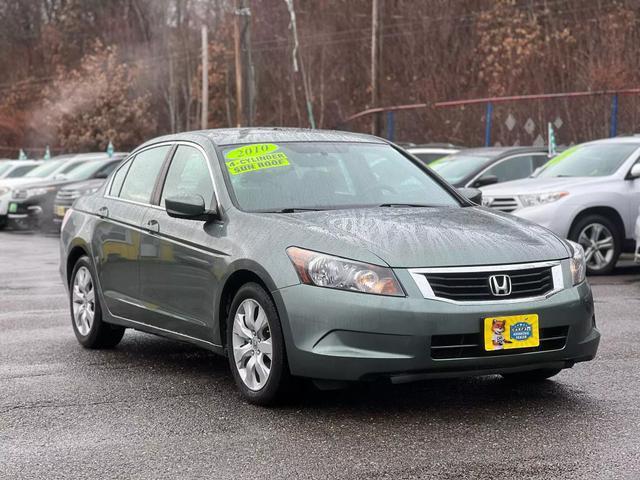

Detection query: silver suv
xmin=481 ymin=137 xmax=640 ymax=274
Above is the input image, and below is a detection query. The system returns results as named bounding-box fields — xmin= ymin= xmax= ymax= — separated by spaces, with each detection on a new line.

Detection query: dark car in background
xmin=53 ymin=177 xmax=116 ymax=226
xmin=430 ymin=147 xmax=551 ymax=188
xmin=8 ymin=153 xmax=126 ymax=230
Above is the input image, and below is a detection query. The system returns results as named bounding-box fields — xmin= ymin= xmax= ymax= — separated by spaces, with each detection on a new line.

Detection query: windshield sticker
xmin=225 ymin=151 xmax=290 ymax=175
xmin=225 ymin=143 xmax=279 ymax=160
xmin=542 ymin=145 xmax=581 ymax=169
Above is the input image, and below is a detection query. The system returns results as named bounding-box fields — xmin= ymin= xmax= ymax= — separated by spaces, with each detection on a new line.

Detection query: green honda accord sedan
xmin=59 ymin=128 xmax=599 ymax=405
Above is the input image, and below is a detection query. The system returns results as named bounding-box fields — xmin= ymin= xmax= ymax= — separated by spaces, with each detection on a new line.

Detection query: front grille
xmin=422 ymin=266 xmax=554 ymax=301
xmin=430 ymin=326 xmax=568 ymax=359
xmin=485 ymin=196 xmax=519 ymax=212
xmin=55 ymin=190 xmax=80 ymax=207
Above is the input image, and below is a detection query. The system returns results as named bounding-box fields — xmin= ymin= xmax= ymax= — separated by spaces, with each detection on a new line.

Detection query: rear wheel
xmin=226 ymin=282 xmax=291 ymax=405
xmin=569 ymin=214 xmax=620 ymax=275
xmin=501 ymin=368 xmax=562 ymax=382
xmin=69 ymin=256 xmax=125 ymax=348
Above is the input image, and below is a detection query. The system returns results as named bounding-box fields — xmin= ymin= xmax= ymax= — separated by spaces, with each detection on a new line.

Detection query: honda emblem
xmin=489 ymin=274 xmax=512 ymax=296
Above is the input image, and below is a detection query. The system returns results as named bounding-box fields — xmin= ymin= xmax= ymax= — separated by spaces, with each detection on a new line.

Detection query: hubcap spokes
xmin=232 ymin=299 xmax=272 ymax=391
xmin=578 ymin=223 xmax=614 ymax=271
xmin=72 ymin=266 xmax=95 ymax=336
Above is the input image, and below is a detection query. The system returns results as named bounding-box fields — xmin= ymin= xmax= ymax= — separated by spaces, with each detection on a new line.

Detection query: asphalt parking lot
xmin=1 ymin=231 xmax=639 ymax=479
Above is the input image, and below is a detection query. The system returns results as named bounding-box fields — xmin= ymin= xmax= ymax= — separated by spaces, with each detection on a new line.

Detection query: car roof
xmin=582 ymin=136 xmax=640 ymax=146
xmin=136 ymin=127 xmax=386 ymax=150
xmin=61 ymin=152 xmax=128 ymax=161
xmin=449 ymin=146 xmax=548 ymax=158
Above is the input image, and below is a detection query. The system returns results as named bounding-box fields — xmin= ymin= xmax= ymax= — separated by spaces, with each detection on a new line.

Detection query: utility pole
xmin=233 ymin=0 xmax=244 ymax=127
xmin=233 ymin=0 xmax=253 ymax=127
xmin=201 ymin=25 xmax=208 ymax=130
xmin=371 ymin=0 xmax=381 ymax=135
xmin=284 ymin=0 xmax=316 ymax=128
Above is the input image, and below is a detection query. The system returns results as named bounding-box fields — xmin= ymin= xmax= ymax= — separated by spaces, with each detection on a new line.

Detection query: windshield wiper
xmin=268 ymin=207 xmax=328 ymax=213
xmin=378 ymin=203 xmax=437 ymax=208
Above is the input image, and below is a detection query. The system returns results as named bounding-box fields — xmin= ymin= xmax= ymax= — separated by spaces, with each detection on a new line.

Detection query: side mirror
xmin=473 ymin=174 xmax=499 ymax=188
xmin=457 ymin=187 xmax=482 ymax=205
xmin=629 ymin=163 xmax=640 ymax=179
xmin=165 ymin=194 xmax=216 ymax=220
xmin=93 ymin=171 xmax=109 ymax=179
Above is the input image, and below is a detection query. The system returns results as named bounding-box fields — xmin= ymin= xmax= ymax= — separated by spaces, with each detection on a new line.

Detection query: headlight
xmin=567 ymin=240 xmax=586 ymax=285
xmin=519 ymin=191 xmax=568 ymax=207
xmin=286 ymin=247 xmax=404 ymax=296
xmin=81 ymin=187 xmax=100 ymax=196
xmin=0 ymin=187 xmax=10 ymax=196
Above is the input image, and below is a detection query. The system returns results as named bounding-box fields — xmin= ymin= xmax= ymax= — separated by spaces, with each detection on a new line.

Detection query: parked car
xmin=406 ymin=143 xmax=462 ymax=165
xmin=482 ymin=138 xmax=640 ymax=274
xmin=53 ymin=179 xmax=108 ymax=227
xmin=429 ymin=147 xmax=551 ymax=188
xmin=0 ymin=155 xmax=86 ymax=229
xmin=60 ymin=128 xmax=598 ymax=405
xmin=8 ymin=153 xmax=126 ymax=230
xmin=0 ymin=160 xmax=42 ymax=179
xmin=635 ymin=206 xmax=640 ymax=263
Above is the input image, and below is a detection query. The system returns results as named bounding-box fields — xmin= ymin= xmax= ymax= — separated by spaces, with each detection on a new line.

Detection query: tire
xmin=569 ymin=214 xmax=621 ymax=275
xmin=501 ymin=368 xmax=562 ymax=382
xmin=69 ymin=256 xmax=125 ymax=349
xmin=226 ymin=282 xmax=291 ymax=406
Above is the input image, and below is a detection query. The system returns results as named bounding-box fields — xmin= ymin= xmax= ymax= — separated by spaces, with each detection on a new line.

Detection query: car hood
xmin=0 ymin=177 xmax=49 ymax=189
xmin=59 ymin=178 xmax=104 ymax=192
xmin=481 ymin=176 xmax=607 ymax=195
xmin=270 ymin=207 xmax=570 ymax=268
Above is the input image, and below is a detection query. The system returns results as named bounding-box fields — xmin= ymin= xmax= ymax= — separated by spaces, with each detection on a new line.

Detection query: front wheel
xmin=69 ymin=256 xmax=125 ymax=348
xmin=226 ymin=282 xmax=291 ymax=405
xmin=569 ymin=214 xmax=620 ymax=275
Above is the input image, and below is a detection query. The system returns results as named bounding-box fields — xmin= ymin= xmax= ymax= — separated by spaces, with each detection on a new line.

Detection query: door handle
xmin=98 ymin=206 xmax=109 ymax=218
xmin=145 ymin=219 xmax=160 ymax=233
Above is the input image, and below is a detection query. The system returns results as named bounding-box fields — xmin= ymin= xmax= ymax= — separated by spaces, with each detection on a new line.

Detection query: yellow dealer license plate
xmin=484 ymin=314 xmax=539 ymax=351
xmin=8 ymin=202 xmax=17 ymax=213
xmin=55 ymin=206 xmax=67 ymax=217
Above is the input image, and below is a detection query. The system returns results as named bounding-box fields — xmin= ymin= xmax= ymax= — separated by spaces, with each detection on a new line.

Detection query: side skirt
xmin=104 ymin=312 xmax=226 ymax=356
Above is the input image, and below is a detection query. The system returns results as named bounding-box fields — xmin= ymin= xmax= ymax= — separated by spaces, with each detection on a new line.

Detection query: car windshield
xmin=220 ymin=142 xmax=460 ymax=212
xmin=537 ymin=143 xmax=639 ymax=178
xmin=24 ymin=159 xmax=66 ymax=178
xmin=430 ymin=154 xmax=492 ymax=184
xmin=0 ymin=163 xmax=13 ymax=176
xmin=65 ymin=160 xmax=105 ymax=181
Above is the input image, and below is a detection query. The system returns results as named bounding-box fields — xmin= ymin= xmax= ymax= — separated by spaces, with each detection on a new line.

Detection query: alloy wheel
xmin=578 ymin=222 xmax=615 ymax=271
xmin=232 ymin=299 xmax=273 ymax=391
xmin=72 ymin=266 xmax=95 ymax=336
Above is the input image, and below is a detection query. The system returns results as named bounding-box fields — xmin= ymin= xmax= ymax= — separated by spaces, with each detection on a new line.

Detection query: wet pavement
xmin=1 ymin=231 xmax=639 ymax=479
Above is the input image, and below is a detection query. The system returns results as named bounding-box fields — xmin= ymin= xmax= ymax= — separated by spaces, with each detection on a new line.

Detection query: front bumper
xmin=7 ymin=194 xmax=56 ymax=227
xmin=273 ymin=278 xmax=598 ymax=382
xmin=510 ymin=201 xmax=578 ymax=239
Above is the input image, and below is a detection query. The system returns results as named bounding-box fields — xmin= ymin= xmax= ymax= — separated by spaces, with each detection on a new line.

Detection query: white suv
xmin=482 ymin=137 xmax=640 ymax=274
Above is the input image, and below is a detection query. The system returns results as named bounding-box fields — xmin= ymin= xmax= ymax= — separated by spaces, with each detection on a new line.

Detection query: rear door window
xmin=118 ymin=146 xmax=171 ymax=204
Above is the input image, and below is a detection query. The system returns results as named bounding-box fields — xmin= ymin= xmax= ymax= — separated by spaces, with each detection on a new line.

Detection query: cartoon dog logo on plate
xmin=491 ymin=319 xmax=512 ymax=350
